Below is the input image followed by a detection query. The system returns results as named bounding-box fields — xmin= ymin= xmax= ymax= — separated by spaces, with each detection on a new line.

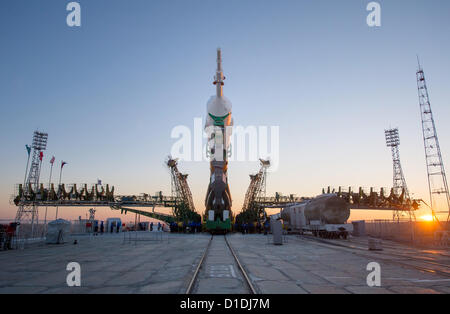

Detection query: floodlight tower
xmin=15 ymin=130 xmax=48 ymax=237
xmin=385 ymin=128 xmax=412 ymax=221
xmin=416 ymin=61 xmax=450 ymax=222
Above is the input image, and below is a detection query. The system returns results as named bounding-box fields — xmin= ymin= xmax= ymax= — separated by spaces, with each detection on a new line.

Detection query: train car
xmin=281 ymin=194 xmax=353 ymax=239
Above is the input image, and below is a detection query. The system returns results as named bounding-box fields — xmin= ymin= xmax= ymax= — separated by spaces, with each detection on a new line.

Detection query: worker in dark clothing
xmin=5 ymin=223 xmax=18 ymax=250
xmin=257 ymin=221 xmax=262 ymax=234
xmin=157 ymin=222 xmax=161 ymax=231
xmin=264 ymin=219 xmax=270 ymax=235
xmin=110 ymin=223 xmax=114 ymax=233
xmin=0 ymin=225 xmax=6 ymax=250
xmin=150 ymin=222 xmax=154 ymax=232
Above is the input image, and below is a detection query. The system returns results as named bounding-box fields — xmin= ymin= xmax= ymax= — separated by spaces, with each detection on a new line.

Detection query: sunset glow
xmin=419 ymin=215 xmax=434 ymax=222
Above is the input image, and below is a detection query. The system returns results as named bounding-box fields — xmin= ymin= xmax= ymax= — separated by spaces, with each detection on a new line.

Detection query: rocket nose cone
xmin=207 ymin=96 xmax=232 ymax=116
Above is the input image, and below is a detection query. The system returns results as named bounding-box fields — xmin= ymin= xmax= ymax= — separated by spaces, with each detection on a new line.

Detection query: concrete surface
xmin=0 ymin=232 xmax=448 ymax=294
xmin=228 ymin=234 xmax=449 ymax=294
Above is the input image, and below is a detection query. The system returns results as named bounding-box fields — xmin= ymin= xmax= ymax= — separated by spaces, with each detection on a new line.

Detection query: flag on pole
xmin=39 ymin=151 xmax=44 ymax=161
xmin=61 ymin=161 xmax=67 ymax=169
xmin=50 ymin=156 xmax=55 ymax=164
xmin=26 ymin=145 xmax=31 ymax=156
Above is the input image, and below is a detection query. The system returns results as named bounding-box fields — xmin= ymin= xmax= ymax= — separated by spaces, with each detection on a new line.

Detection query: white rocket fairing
xmin=205 ymin=48 xmax=234 ymax=148
xmin=205 ymin=48 xmax=233 ymax=221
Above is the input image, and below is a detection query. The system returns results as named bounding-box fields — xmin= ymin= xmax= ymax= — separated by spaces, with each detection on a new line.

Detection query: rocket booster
xmin=205 ymin=48 xmax=233 ymax=220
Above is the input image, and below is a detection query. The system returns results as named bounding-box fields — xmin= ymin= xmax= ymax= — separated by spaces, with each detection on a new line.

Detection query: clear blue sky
xmin=1 ymin=0 xmax=449 ymax=221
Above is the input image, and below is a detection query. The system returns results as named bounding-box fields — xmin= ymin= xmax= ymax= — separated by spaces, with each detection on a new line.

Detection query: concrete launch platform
xmin=0 ymin=233 xmax=448 ymax=294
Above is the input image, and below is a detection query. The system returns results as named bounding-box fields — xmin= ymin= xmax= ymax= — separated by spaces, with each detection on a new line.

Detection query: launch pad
xmin=11 ymin=50 xmax=424 ymax=238
xmin=0 ymin=233 xmax=448 ymax=294
xmin=3 ymin=49 xmax=449 ymax=297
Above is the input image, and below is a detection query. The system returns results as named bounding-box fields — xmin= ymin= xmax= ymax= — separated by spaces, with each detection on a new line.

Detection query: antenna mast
xmin=416 ymin=61 xmax=450 ymax=222
xmin=213 ymin=48 xmax=225 ymax=97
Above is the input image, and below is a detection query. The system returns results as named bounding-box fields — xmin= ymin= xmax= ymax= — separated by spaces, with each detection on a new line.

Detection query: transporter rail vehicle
xmin=281 ymin=194 xmax=353 ymax=239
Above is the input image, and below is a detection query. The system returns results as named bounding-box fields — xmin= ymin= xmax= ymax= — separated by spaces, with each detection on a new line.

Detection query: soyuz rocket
xmin=204 ymin=48 xmax=233 ymax=223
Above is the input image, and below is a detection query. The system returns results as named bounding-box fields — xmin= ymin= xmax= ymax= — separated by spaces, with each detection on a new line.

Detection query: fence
xmin=123 ymin=231 xmax=168 ymax=245
xmin=0 ymin=222 xmax=47 ymax=250
xmin=365 ymin=219 xmax=449 ymax=246
xmin=0 ymin=219 xmax=99 ymax=250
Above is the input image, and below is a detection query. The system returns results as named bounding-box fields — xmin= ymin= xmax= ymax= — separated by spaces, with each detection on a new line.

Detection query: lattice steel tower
xmin=241 ymin=159 xmax=270 ymax=213
xmin=15 ymin=130 xmax=48 ymax=236
xmin=166 ymin=157 xmax=196 ymax=221
xmin=385 ymin=128 xmax=412 ymax=220
xmin=416 ymin=62 xmax=450 ymax=222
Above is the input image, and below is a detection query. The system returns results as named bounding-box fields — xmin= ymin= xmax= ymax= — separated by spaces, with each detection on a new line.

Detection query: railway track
xmin=185 ymin=235 xmax=213 ymax=294
xmin=295 ymin=235 xmax=450 ymax=277
xmin=185 ymin=235 xmax=257 ymax=294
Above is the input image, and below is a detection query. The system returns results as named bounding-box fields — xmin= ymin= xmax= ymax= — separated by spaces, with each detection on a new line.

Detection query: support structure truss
xmin=385 ymin=128 xmax=414 ymax=221
xmin=416 ymin=62 xmax=450 ymax=222
xmin=15 ymin=130 xmax=48 ymax=237
xmin=166 ymin=157 xmax=200 ymax=222
xmin=236 ymin=159 xmax=270 ymax=224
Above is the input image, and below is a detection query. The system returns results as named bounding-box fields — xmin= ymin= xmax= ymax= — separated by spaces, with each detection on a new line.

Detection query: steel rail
xmin=224 ymin=235 xmax=258 ymax=294
xmin=185 ymin=235 xmax=213 ymax=294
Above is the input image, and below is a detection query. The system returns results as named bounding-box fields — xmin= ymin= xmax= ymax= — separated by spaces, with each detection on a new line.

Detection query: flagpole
xmin=23 ymin=146 xmax=31 ymax=188
xmin=43 ymin=160 xmax=54 ymax=235
xmin=36 ymin=156 xmax=43 ymax=189
xmin=56 ymin=165 xmax=62 ymax=220
xmin=31 ymin=157 xmax=43 ymax=238
xmin=56 ymin=162 xmax=65 ymax=219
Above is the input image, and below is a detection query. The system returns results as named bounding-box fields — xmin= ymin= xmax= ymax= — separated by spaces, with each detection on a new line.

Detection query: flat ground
xmin=0 ymin=233 xmax=448 ymax=294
